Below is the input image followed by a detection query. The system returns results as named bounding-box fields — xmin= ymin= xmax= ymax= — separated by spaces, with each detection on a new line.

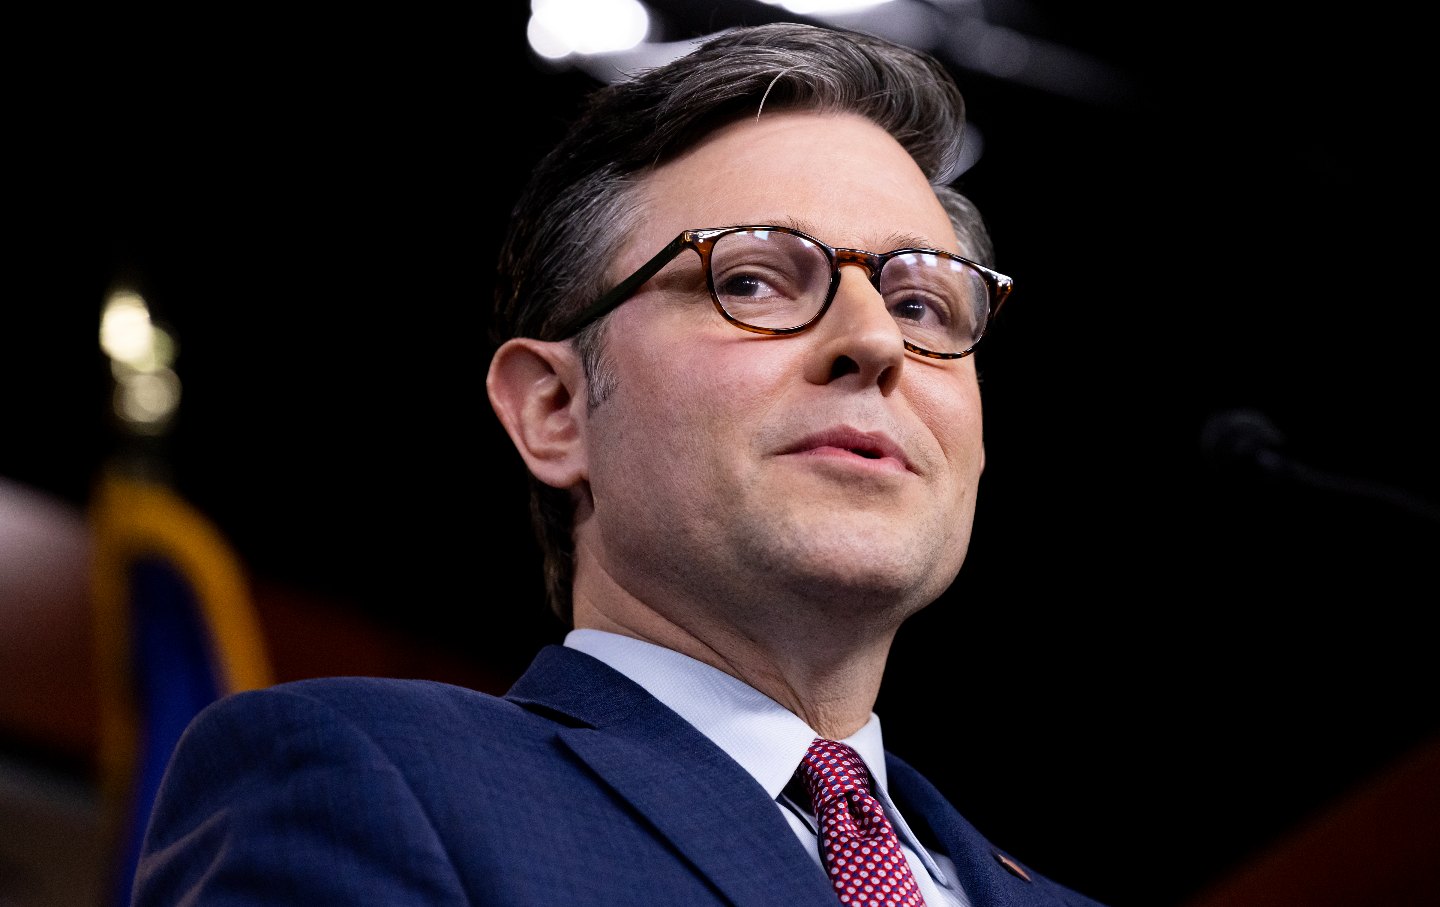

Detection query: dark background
xmin=9 ymin=4 xmax=1438 ymax=906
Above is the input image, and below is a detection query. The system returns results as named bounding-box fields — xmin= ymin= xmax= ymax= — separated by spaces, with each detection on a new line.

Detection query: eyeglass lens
xmin=708 ymin=229 xmax=988 ymax=355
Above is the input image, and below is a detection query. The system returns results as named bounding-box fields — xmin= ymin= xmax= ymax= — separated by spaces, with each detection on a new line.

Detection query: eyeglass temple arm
xmin=554 ymin=233 xmax=692 ymax=339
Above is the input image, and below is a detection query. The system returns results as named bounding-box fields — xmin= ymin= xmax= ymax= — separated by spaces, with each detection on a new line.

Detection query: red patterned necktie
xmin=796 ymin=738 xmax=928 ymax=906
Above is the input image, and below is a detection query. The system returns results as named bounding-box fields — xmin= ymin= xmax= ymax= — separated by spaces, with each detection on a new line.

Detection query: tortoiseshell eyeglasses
xmin=555 ymin=224 xmax=1013 ymax=359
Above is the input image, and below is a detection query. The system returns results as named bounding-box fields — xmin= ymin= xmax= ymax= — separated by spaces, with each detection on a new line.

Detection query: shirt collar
xmin=564 ymin=629 xmax=889 ymax=798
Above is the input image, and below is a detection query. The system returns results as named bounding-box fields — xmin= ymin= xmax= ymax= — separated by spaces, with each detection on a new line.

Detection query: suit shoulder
xmin=263 ymin=674 xmax=507 ymax=709
xmin=194 ymin=675 xmax=535 ymax=739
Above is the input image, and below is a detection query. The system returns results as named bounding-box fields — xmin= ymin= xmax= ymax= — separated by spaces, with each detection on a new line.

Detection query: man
xmin=133 ymin=22 xmax=1111 ymax=907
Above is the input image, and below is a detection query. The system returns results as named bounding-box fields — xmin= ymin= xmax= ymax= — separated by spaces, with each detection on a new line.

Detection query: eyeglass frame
xmin=552 ymin=224 xmax=1015 ymax=360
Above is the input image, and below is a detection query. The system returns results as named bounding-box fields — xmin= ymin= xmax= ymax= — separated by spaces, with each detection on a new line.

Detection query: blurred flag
xmin=90 ymin=287 xmax=272 ymax=906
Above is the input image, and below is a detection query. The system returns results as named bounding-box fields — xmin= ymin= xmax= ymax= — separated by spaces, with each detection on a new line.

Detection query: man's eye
xmin=889 ymin=294 xmax=950 ymax=327
xmin=718 ymin=273 xmax=771 ymax=298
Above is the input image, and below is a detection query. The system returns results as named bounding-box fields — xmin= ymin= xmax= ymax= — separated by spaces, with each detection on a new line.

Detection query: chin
xmin=731 ymin=500 xmax=970 ymax=607
xmin=770 ymin=545 xmax=959 ymax=615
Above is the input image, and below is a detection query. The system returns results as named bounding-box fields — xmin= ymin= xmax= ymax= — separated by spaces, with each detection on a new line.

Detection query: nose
xmin=803 ymin=264 xmax=905 ymax=393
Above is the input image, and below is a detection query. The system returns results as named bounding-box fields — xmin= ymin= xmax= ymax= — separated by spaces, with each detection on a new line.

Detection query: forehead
xmin=627 ymin=111 xmax=959 ymax=264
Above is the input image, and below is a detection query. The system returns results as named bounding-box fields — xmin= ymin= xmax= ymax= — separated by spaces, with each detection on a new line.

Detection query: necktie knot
xmin=798 ymin=738 xmax=873 ymax=805
xmin=795 ymin=738 xmax=927 ymax=907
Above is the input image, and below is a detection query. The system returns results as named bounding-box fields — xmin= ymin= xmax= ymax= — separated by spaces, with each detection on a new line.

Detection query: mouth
xmin=782 ymin=427 xmax=913 ymax=472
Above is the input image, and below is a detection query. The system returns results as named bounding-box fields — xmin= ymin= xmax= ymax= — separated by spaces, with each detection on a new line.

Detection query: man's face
xmin=575 ymin=110 xmax=986 ymax=626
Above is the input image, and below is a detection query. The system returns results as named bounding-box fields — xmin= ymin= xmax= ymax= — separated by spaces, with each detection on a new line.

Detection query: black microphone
xmin=1199 ymin=407 xmax=1290 ymax=476
xmin=1200 ymin=408 xmax=1440 ymax=526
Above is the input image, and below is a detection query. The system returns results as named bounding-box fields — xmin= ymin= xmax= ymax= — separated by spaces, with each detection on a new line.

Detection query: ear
xmin=486 ymin=338 xmax=589 ymax=490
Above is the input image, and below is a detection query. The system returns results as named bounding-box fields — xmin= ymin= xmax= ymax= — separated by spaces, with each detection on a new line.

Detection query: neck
xmin=571 ymin=546 xmax=900 ymax=739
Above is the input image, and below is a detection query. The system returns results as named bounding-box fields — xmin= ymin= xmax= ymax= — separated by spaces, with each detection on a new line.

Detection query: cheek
xmin=591 ymin=346 xmax=777 ymax=550
xmin=622 ymin=323 xmax=788 ymax=443
xmin=912 ymin=373 xmax=985 ymax=474
xmin=605 ymin=337 xmax=750 ymax=479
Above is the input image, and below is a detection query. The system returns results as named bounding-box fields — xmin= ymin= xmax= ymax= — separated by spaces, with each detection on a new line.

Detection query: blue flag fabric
xmin=90 ymin=470 xmax=272 ymax=907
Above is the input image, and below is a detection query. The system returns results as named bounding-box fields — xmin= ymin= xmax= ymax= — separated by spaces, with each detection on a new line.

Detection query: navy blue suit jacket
xmin=133 ymin=644 xmax=1109 ymax=906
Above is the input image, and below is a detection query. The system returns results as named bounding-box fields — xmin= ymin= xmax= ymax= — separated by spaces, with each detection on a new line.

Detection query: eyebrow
xmin=774 ymin=217 xmax=950 ymax=254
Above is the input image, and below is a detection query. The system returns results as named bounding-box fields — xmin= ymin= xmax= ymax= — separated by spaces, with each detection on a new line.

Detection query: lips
xmin=781 ymin=427 xmax=913 ymax=471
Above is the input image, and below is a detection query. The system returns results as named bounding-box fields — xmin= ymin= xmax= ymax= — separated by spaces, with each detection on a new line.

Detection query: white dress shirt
xmin=565 ymin=629 xmax=970 ymax=907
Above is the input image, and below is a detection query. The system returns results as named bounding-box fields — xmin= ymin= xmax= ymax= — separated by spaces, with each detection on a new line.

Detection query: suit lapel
xmin=507 ymin=645 xmax=836 ymax=907
xmin=886 ymin=754 xmax=1070 ymax=907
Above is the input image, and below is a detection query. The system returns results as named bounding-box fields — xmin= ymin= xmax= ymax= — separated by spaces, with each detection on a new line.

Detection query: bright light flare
xmin=759 ymin=0 xmax=893 ymax=13
xmin=528 ymin=0 xmax=649 ymax=60
xmin=99 ymin=288 xmax=181 ymax=431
